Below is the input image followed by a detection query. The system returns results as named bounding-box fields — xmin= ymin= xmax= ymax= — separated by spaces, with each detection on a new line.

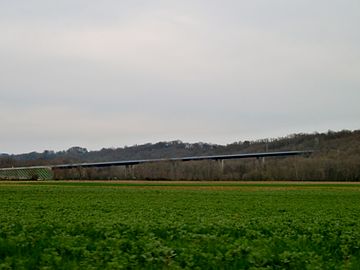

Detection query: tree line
xmin=1 ymin=129 xmax=359 ymax=181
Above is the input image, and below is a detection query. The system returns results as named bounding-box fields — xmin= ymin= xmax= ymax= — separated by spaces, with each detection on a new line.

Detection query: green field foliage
xmin=1 ymin=182 xmax=360 ymax=269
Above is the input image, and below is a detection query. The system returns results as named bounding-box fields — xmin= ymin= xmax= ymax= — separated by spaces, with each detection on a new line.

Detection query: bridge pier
xmin=218 ymin=159 xmax=224 ymax=174
xmin=125 ymin=165 xmax=136 ymax=179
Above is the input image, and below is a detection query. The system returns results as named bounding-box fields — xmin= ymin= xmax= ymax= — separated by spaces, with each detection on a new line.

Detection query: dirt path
xmin=38 ymin=180 xmax=360 ymax=184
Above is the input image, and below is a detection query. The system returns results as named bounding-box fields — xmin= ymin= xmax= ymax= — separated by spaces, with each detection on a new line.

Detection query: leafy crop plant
xmin=0 ymin=181 xmax=359 ymax=269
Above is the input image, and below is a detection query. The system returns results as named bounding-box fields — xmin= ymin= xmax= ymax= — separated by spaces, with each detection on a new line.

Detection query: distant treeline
xmin=1 ymin=130 xmax=360 ymax=181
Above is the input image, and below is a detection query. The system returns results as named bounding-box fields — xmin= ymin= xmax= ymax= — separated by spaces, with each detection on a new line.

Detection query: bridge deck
xmin=0 ymin=150 xmax=313 ymax=172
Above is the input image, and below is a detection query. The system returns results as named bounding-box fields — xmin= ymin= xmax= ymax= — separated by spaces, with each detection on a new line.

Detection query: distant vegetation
xmin=1 ymin=129 xmax=359 ymax=181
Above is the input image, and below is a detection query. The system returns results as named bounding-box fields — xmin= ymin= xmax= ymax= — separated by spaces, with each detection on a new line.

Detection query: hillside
xmin=1 ymin=130 xmax=359 ymax=181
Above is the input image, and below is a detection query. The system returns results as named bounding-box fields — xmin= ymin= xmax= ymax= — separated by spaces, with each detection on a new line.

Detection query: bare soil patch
xmin=54 ymin=180 xmax=360 ymax=185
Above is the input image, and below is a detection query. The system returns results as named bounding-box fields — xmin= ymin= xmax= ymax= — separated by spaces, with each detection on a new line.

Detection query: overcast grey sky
xmin=1 ymin=0 xmax=359 ymax=154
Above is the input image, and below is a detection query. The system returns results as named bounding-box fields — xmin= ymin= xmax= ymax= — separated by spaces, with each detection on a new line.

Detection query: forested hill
xmin=1 ymin=129 xmax=359 ymax=169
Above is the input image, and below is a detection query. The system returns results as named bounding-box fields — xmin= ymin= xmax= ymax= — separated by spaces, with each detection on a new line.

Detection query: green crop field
xmin=1 ymin=181 xmax=360 ymax=269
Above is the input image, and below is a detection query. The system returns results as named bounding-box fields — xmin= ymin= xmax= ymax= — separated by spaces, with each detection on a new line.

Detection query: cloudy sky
xmin=1 ymin=0 xmax=359 ymax=154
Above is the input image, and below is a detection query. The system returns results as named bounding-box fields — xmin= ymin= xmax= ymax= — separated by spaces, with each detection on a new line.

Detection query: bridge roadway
xmin=0 ymin=150 xmax=313 ymax=180
xmin=52 ymin=150 xmax=314 ymax=169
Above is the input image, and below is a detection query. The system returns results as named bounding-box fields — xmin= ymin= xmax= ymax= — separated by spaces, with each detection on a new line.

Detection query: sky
xmin=1 ymin=0 xmax=359 ymax=154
